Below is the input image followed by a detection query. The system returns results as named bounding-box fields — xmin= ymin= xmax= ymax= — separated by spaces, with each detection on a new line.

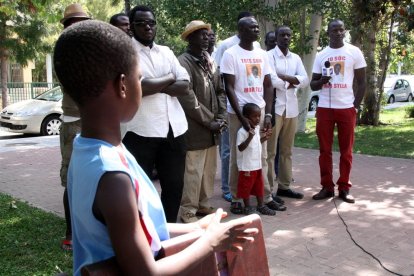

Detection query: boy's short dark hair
xmin=242 ymin=103 xmax=260 ymax=117
xmin=54 ymin=20 xmax=137 ymax=105
xmin=109 ymin=13 xmax=127 ymax=25
xmin=129 ymin=5 xmax=155 ymax=23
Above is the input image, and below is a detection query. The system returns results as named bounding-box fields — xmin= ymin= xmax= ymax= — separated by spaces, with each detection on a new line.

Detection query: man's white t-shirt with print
xmin=220 ymin=45 xmax=272 ymax=113
xmin=236 ymin=127 xmax=261 ymax=171
xmin=214 ymin=35 xmax=261 ymax=67
xmin=312 ymin=43 xmax=366 ymax=109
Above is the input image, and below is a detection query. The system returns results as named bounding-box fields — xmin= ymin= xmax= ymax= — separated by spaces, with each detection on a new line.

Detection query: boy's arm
xmin=238 ymin=129 xmax=254 ymax=152
xmin=94 ymin=172 xmax=258 ymax=275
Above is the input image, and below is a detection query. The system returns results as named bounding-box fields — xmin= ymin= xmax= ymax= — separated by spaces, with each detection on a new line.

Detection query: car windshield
xmin=383 ymin=79 xmax=396 ymax=89
xmin=35 ymin=87 xmax=63 ymax=102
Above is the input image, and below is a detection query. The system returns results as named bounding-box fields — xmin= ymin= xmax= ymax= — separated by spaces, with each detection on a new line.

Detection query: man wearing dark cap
xmin=58 ymin=3 xmax=90 ymax=251
xmin=177 ymin=21 xmax=227 ymax=223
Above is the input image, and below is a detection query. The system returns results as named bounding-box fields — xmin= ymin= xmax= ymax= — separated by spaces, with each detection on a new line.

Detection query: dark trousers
xmin=123 ymin=128 xmax=186 ymax=223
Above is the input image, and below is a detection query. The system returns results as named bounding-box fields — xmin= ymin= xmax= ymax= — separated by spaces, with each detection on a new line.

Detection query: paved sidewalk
xmin=0 ymin=136 xmax=413 ymax=275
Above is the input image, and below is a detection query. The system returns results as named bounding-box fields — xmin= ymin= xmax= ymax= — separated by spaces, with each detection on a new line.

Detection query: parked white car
xmin=0 ymin=86 xmax=63 ymax=136
xmin=384 ymin=78 xmax=413 ymax=103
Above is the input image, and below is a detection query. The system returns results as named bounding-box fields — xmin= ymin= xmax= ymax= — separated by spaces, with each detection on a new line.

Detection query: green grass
xmin=295 ymin=106 xmax=414 ymax=159
xmin=0 ymin=193 xmax=72 ymax=275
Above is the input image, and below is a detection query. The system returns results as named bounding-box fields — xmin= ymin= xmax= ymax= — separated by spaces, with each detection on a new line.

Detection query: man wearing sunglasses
xmin=123 ymin=5 xmax=190 ymax=223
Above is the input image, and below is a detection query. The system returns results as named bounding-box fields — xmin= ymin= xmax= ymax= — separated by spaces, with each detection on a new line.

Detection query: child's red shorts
xmin=237 ymin=169 xmax=264 ymax=198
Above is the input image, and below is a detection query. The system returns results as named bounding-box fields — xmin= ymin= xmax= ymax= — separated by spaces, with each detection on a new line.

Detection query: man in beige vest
xmin=59 ymin=3 xmax=90 ymax=251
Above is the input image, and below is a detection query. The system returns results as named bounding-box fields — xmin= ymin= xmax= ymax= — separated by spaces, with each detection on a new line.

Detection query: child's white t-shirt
xmin=312 ymin=43 xmax=366 ymax=109
xmin=236 ymin=127 xmax=261 ymax=171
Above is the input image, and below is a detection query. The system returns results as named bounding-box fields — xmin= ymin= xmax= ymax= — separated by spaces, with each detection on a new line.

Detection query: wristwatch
xmin=265 ymin=113 xmax=273 ymax=119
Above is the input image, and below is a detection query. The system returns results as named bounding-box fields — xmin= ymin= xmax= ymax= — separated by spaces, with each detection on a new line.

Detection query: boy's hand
xmin=261 ymin=128 xmax=272 ymax=141
xmin=204 ymin=209 xmax=258 ymax=252
xmin=248 ymin=128 xmax=255 ymax=139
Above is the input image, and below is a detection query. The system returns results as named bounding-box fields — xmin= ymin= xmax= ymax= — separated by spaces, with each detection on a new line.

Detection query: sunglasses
xmin=132 ymin=20 xmax=157 ymax=27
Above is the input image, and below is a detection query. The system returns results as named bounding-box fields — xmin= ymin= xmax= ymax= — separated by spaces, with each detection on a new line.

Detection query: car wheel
xmin=408 ymin=94 xmax=413 ymax=102
xmin=388 ymin=95 xmax=395 ymax=104
xmin=41 ymin=115 xmax=62 ymax=136
xmin=309 ymin=97 xmax=318 ymax=111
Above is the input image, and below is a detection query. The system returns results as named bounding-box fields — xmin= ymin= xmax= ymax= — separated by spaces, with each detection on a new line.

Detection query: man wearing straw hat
xmin=177 ymin=21 xmax=227 ymax=223
xmin=58 ymin=3 xmax=90 ymax=251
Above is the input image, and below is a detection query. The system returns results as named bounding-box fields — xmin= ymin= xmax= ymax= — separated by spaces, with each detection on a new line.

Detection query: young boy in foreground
xmin=237 ymin=103 xmax=275 ymax=216
xmin=53 ymin=20 xmax=258 ymax=275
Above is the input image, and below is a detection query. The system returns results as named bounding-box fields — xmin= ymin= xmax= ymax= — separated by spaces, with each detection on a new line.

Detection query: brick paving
xmin=0 ymin=135 xmax=413 ymax=275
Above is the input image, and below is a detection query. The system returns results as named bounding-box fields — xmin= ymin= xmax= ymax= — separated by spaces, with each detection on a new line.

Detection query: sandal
xmin=243 ymin=206 xmax=257 ymax=215
xmin=61 ymin=239 xmax=72 ymax=251
xmin=257 ymin=205 xmax=276 ymax=216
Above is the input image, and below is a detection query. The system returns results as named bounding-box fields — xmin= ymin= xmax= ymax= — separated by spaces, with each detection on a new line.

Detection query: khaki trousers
xmin=60 ymin=120 xmax=81 ymax=187
xmin=228 ymin=108 xmax=273 ymax=204
xmin=180 ymin=146 xmax=217 ymax=215
xmin=266 ymin=112 xmax=297 ymax=191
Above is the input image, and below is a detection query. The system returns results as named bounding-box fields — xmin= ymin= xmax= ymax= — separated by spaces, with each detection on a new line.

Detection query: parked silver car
xmin=385 ymin=78 xmax=413 ymax=103
xmin=0 ymin=86 xmax=63 ymax=136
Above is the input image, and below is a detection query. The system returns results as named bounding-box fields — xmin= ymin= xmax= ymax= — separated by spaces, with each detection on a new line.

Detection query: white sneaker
xmin=181 ymin=212 xmax=198 ymax=223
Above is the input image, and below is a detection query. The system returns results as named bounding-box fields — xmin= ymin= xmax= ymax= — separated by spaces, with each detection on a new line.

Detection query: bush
xmin=406 ymin=105 xmax=414 ymax=118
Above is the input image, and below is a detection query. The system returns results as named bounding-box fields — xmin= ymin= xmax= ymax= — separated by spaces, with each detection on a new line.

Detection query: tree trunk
xmin=257 ymin=0 xmax=278 ymax=48
xmin=124 ymin=0 xmax=131 ymax=14
xmin=359 ymin=21 xmax=379 ymax=125
xmin=297 ymin=13 xmax=322 ymax=132
xmin=375 ymin=10 xmax=396 ymax=118
xmin=1 ymin=53 xmax=8 ymax=108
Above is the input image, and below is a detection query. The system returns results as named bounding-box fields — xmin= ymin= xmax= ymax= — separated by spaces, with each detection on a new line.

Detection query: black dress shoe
xmin=277 ymin=189 xmax=304 ymax=199
xmin=338 ymin=190 xmax=355 ymax=203
xmin=272 ymin=194 xmax=285 ymax=205
xmin=266 ymin=200 xmax=287 ymax=211
xmin=312 ymin=188 xmax=334 ymax=200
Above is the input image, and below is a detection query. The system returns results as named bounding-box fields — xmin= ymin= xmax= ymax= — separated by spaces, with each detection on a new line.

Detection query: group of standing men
xmin=58 ymin=3 xmax=366 ymax=248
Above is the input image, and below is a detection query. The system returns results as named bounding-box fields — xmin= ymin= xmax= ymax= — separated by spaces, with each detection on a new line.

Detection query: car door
xmin=401 ymin=80 xmax=410 ymax=101
xmin=393 ymin=80 xmax=404 ymax=101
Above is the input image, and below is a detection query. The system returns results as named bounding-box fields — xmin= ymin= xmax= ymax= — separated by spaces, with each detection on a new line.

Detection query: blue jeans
xmin=219 ymin=128 xmax=230 ymax=194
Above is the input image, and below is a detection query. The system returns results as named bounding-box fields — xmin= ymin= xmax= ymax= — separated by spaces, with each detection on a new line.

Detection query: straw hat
xmin=60 ymin=3 xmax=90 ymax=24
xmin=181 ymin=20 xmax=211 ymax=40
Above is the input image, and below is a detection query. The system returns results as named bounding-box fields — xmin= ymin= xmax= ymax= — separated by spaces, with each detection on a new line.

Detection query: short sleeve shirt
xmin=236 ymin=127 xmax=261 ymax=171
xmin=220 ymin=45 xmax=272 ymax=113
xmin=312 ymin=43 xmax=366 ymax=108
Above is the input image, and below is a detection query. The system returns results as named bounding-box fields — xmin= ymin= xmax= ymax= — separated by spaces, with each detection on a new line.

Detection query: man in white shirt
xmin=267 ymin=26 xmax=309 ymax=200
xmin=123 ymin=5 xmax=190 ymax=222
xmin=221 ymin=16 xmax=285 ymax=215
xmin=310 ymin=19 xmax=366 ymax=204
xmin=214 ymin=11 xmax=261 ymax=203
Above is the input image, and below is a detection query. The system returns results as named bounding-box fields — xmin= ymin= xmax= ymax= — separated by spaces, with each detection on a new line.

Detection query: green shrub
xmin=406 ymin=105 xmax=414 ymax=118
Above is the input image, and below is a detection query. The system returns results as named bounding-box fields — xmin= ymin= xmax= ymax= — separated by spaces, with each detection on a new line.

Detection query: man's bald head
xmin=238 ymin=16 xmax=256 ymax=32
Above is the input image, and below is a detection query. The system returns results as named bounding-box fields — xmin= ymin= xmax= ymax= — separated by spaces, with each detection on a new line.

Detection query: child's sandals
xmin=257 ymin=205 xmax=276 ymax=216
xmin=243 ymin=206 xmax=257 ymax=215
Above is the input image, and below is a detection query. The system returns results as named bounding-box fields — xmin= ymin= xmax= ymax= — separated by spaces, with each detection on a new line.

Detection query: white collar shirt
xmin=127 ymin=39 xmax=189 ymax=138
xmin=268 ymin=46 xmax=309 ymax=118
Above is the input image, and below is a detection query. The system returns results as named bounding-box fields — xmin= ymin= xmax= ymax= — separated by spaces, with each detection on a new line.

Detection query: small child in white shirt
xmin=236 ymin=103 xmax=275 ymax=216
